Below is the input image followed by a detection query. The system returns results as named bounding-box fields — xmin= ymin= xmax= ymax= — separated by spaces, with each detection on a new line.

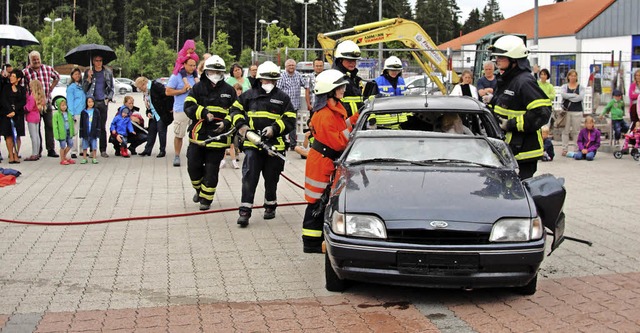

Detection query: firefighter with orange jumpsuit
xmin=302 ymin=69 xmax=358 ymax=253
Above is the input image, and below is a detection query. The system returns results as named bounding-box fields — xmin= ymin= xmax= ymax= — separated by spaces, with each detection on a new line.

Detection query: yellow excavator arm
xmin=318 ymin=18 xmax=459 ymax=94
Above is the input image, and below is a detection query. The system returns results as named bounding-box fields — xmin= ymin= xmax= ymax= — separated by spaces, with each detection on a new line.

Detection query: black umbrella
xmin=64 ymin=44 xmax=117 ymax=67
xmin=0 ymin=24 xmax=39 ymax=46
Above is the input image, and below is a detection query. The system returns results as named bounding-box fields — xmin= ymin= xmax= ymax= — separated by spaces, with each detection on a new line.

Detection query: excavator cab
xmin=474 ymin=33 xmax=527 ymax=83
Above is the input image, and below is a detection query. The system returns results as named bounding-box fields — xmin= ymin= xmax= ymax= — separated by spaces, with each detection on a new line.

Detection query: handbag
xmin=553 ymin=110 xmax=567 ymax=128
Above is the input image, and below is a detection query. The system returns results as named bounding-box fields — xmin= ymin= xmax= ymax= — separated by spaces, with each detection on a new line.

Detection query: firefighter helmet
xmin=383 ymin=56 xmax=403 ymax=70
xmin=256 ymin=61 xmax=281 ymax=80
xmin=334 ymin=40 xmax=361 ymax=60
xmin=313 ymin=69 xmax=348 ymax=95
xmin=204 ymin=55 xmax=226 ymax=72
xmin=488 ymin=35 xmax=529 ymax=59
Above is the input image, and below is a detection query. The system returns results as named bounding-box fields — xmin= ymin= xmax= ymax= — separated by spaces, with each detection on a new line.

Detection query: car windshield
xmin=345 ymin=135 xmax=504 ymax=168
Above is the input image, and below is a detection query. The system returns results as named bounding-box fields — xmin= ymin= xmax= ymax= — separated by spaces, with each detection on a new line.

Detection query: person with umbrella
xmin=81 ymin=55 xmax=115 ymax=158
xmin=0 ymin=69 xmax=27 ymax=163
xmin=22 ymin=51 xmax=60 ymax=158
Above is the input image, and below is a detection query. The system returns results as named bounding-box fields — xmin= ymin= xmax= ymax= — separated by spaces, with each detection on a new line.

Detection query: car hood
xmin=338 ymin=165 xmax=531 ymax=224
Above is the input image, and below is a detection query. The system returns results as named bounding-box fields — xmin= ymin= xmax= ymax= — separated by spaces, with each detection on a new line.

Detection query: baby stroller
xmin=613 ymin=124 xmax=640 ymax=161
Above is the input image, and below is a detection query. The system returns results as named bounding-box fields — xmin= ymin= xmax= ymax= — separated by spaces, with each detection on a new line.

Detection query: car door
xmin=522 ymin=175 xmax=566 ymax=253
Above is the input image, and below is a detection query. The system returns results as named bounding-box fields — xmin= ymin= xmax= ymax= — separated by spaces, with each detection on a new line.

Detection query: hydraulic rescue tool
xmin=245 ymin=131 xmax=287 ymax=161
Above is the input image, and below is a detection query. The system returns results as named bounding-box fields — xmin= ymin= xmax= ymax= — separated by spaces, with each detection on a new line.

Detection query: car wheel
xmin=119 ymin=87 xmax=127 ymax=95
xmin=325 ymin=252 xmax=346 ymax=292
xmin=514 ymin=274 xmax=537 ymax=295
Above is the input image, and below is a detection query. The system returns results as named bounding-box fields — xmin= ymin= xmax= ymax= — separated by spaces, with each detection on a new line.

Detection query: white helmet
xmin=383 ymin=56 xmax=403 ymax=70
xmin=489 ymin=35 xmax=529 ymax=59
xmin=204 ymin=55 xmax=226 ymax=73
xmin=256 ymin=61 xmax=281 ymax=80
xmin=313 ymin=69 xmax=348 ymax=95
xmin=334 ymin=40 xmax=361 ymax=60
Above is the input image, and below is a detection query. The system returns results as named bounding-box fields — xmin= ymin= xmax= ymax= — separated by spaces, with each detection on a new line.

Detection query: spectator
xmin=23 ymin=79 xmax=45 ymax=161
xmin=52 ymin=98 xmax=75 ymax=165
xmin=197 ymin=53 xmax=211 ymax=76
xmin=537 ymin=68 xmax=555 ymax=102
xmin=109 ymin=96 xmax=136 ymax=158
xmin=560 ymin=69 xmax=585 ymax=156
xmin=22 ymin=50 xmax=60 ymax=158
xmin=66 ymin=67 xmax=86 ymax=158
xmin=220 ymin=83 xmax=243 ymax=169
xmin=532 ymin=64 xmax=540 ymax=80
xmin=306 ymin=58 xmax=325 ymax=112
xmin=166 ymin=58 xmax=197 ymax=166
xmin=247 ymin=64 xmax=258 ymax=88
xmin=277 ymin=58 xmax=308 ymax=149
xmin=450 ymin=69 xmax=478 ymax=99
xmin=79 ymin=97 xmax=100 ymax=164
xmin=134 ymin=76 xmax=173 ymax=157
xmin=226 ymin=63 xmax=251 ymax=92
xmin=1 ymin=69 xmax=27 ymax=163
xmin=477 ymin=61 xmax=497 ymax=102
xmin=588 ymin=65 xmax=602 ymax=113
xmin=173 ymin=39 xmax=200 ymax=88
xmin=628 ymin=69 xmax=640 ymax=130
xmin=541 ymin=125 xmax=554 ymax=161
xmin=573 ymin=116 xmax=600 ymax=161
xmin=600 ymin=89 xmax=628 ymax=145
xmin=82 ymin=55 xmax=115 ymax=158
xmin=622 ymin=121 xmax=640 ymax=151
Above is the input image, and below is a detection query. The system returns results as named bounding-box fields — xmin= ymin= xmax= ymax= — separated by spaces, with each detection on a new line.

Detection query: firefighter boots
xmin=193 ymin=191 xmax=200 ymax=203
xmin=199 ymin=203 xmax=211 ymax=211
xmin=263 ymin=207 xmax=276 ymax=220
xmin=237 ymin=210 xmax=251 ymax=227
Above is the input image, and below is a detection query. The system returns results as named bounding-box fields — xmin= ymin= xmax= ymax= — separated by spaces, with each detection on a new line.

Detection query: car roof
xmin=367 ymin=95 xmax=487 ymax=113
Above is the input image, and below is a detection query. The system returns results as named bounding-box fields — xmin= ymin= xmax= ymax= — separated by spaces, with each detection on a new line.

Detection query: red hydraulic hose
xmin=0 ymin=172 xmax=309 ymax=226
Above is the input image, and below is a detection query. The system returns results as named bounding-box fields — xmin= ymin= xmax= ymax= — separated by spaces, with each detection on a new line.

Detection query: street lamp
xmin=44 ymin=17 xmax=62 ymax=67
xmin=258 ymin=19 xmax=278 ymax=51
xmin=294 ymin=0 xmax=317 ymax=62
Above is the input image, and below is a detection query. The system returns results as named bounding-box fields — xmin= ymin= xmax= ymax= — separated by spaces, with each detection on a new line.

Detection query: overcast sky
xmin=456 ymin=0 xmax=557 ymax=23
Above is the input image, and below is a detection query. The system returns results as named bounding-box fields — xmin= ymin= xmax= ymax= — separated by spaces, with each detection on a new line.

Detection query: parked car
xmin=404 ymin=74 xmax=443 ymax=96
xmin=323 ymin=95 xmax=566 ymax=295
xmin=115 ymin=78 xmax=137 ymax=92
xmin=155 ymin=77 xmax=170 ymax=86
xmin=114 ymin=79 xmax=133 ymax=95
xmin=51 ymin=74 xmax=71 ymax=109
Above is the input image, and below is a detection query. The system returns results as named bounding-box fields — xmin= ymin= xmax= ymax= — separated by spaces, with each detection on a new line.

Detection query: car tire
xmin=514 ymin=274 xmax=537 ymax=295
xmin=325 ymin=252 xmax=347 ymax=292
xmin=119 ymin=87 xmax=127 ymax=95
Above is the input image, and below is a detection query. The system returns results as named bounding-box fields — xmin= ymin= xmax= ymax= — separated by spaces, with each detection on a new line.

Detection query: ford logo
xmin=430 ymin=221 xmax=448 ymax=228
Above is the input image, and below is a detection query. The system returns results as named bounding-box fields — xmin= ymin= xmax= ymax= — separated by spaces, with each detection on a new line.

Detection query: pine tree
xmin=482 ymin=0 xmax=504 ymax=26
xmin=462 ymin=8 xmax=483 ymax=35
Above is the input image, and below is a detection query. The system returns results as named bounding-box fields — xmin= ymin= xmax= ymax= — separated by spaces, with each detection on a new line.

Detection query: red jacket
xmin=304 ymin=99 xmax=357 ymax=203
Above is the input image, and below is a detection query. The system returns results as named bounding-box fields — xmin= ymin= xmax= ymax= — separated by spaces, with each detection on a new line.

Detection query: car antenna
xmin=423 ymin=73 xmax=428 ymax=107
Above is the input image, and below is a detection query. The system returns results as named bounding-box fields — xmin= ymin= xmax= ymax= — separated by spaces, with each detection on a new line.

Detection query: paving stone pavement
xmin=0 ymin=94 xmax=639 ymax=332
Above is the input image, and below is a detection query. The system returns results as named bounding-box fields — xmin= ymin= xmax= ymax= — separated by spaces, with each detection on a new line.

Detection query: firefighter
xmin=302 ymin=69 xmax=359 ymax=254
xmin=231 ymin=61 xmax=296 ymax=227
xmin=488 ymin=35 xmax=552 ymax=180
xmin=183 ymin=55 xmax=237 ymax=211
xmin=374 ymin=56 xmax=408 ymax=129
xmin=333 ymin=40 xmax=365 ymax=118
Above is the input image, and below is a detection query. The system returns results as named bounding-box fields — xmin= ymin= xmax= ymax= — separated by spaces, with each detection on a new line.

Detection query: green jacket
xmin=53 ymin=110 xmax=75 ymax=140
xmin=601 ymin=99 xmax=625 ymax=120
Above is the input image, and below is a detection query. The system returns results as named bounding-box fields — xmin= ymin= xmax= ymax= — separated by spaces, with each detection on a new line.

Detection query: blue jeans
xmin=574 ymin=150 xmax=596 ymax=161
xmin=612 ymin=120 xmax=629 ymax=140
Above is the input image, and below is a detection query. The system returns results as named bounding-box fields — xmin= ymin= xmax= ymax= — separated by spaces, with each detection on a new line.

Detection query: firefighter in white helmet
xmin=230 ymin=61 xmax=296 ymax=227
xmin=183 ymin=55 xmax=237 ymax=211
xmin=374 ymin=56 xmax=409 ymax=129
xmin=301 ymin=69 xmax=359 ymax=253
xmin=488 ymin=35 xmax=552 ymax=180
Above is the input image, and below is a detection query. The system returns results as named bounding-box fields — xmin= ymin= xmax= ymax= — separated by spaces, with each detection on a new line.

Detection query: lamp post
xmin=294 ymin=0 xmax=317 ymax=62
xmin=258 ymin=19 xmax=278 ymax=52
xmin=44 ymin=17 xmax=62 ymax=67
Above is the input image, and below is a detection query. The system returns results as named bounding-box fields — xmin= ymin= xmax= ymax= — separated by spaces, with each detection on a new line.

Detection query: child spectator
xmin=220 ymin=83 xmax=242 ymax=169
xmin=173 ymin=40 xmax=200 ymax=89
xmin=622 ymin=121 xmax=640 ymax=150
xmin=110 ymin=96 xmax=136 ymax=158
xmin=600 ymin=89 xmax=628 ymax=144
xmin=574 ymin=116 xmax=600 ymax=161
xmin=541 ymin=125 xmax=554 ymax=161
xmin=80 ymin=97 xmax=100 ymax=164
xmin=52 ymin=98 xmax=75 ymax=165
xmin=23 ymin=80 xmax=46 ymax=161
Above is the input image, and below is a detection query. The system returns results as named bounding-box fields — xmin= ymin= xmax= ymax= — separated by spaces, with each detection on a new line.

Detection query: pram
xmin=613 ymin=122 xmax=640 ymax=161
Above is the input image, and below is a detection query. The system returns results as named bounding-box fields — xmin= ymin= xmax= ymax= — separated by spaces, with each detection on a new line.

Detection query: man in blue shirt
xmin=166 ymin=58 xmax=197 ymax=166
xmin=477 ymin=61 xmax=497 ymax=103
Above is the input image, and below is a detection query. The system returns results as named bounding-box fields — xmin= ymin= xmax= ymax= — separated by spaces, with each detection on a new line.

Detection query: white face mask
xmin=207 ymin=72 xmax=223 ymax=83
xmin=262 ymin=83 xmax=275 ymax=93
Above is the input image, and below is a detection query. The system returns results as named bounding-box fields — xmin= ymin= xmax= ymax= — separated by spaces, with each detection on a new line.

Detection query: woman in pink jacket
xmin=629 ymin=69 xmax=640 ymax=130
xmin=24 ymin=80 xmax=46 ymax=161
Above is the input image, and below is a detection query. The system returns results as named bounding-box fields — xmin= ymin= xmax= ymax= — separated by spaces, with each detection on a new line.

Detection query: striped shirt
xmin=277 ymin=70 xmax=307 ymax=110
xmin=23 ymin=64 xmax=60 ymax=104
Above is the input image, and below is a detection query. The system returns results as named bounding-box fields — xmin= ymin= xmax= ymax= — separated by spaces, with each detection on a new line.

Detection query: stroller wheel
xmin=631 ymin=149 xmax=640 ymax=161
xmin=613 ymin=151 xmax=623 ymax=159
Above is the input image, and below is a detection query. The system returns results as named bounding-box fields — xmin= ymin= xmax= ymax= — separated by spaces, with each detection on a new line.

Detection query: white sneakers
xmin=220 ymin=159 xmax=240 ymax=169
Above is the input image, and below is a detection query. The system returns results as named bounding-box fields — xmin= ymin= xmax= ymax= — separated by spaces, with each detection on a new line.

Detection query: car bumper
xmin=324 ymin=226 xmax=545 ymax=290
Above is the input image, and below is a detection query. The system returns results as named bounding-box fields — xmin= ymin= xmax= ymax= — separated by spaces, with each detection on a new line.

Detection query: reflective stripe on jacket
xmin=492 ymin=67 xmax=552 ymax=161
xmin=184 ymin=79 xmax=237 ymax=149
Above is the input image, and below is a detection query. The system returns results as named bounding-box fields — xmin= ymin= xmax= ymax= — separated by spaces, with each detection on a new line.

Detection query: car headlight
xmin=490 ymin=217 xmax=543 ymax=242
xmin=331 ymin=212 xmax=387 ymax=239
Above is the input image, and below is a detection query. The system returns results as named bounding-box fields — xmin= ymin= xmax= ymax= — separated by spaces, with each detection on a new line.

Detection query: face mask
xmin=262 ymin=83 xmax=274 ymax=93
xmin=207 ymin=72 xmax=223 ymax=83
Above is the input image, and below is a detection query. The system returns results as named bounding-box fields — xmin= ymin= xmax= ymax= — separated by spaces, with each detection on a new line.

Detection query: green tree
xmin=415 ymin=0 xmax=460 ymax=44
xmin=263 ymin=25 xmax=302 ymax=61
xmin=111 ymin=45 xmax=132 ymax=78
xmin=36 ymin=15 xmax=85 ymax=67
xmin=482 ymin=0 xmax=504 ymax=26
xmin=130 ymin=26 xmax=155 ymax=77
xmin=85 ymin=26 xmax=105 ymax=45
xmin=462 ymin=8 xmax=483 ymax=35
xmin=238 ymin=47 xmax=254 ymax=67
xmin=153 ymin=39 xmax=177 ymax=77
xmin=210 ymin=31 xmax=236 ymax=67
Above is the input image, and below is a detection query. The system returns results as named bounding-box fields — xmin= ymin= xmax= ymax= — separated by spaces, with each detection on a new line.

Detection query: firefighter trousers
xmin=186 ymin=144 xmax=226 ymax=205
xmin=302 ymin=202 xmax=324 ymax=248
xmin=240 ymin=148 xmax=285 ymax=213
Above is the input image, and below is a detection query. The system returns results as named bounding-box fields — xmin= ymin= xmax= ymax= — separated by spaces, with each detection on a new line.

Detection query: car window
xmin=359 ymin=111 xmax=493 ymax=137
xmin=345 ymin=136 xmax=504 ymax=167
